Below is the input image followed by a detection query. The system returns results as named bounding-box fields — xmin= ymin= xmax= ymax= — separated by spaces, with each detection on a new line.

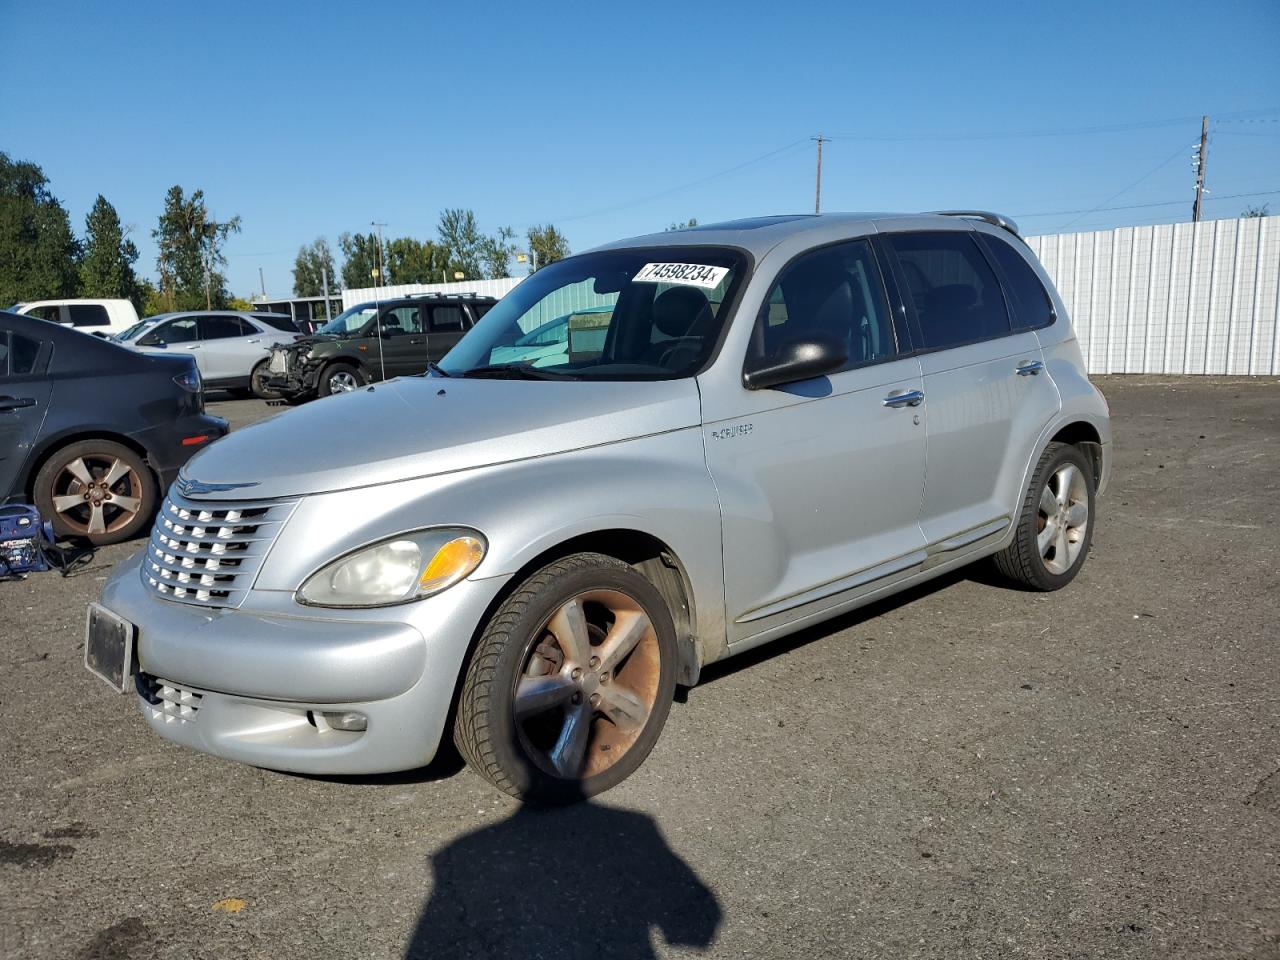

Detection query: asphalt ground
xmin=0 ymin=377 xmax=1276 ymax=960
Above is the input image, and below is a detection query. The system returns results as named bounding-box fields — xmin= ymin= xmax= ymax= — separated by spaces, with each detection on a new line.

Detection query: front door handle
xmin=184 ymin=344 xmax=201 ymax=350
xmin=1016 ymin=360 xmax=1045 ymax=376
xmin=883 ymin=389 xmax=925 ymax=408
xmin=0 ymin=396 xmax=36 ymax=411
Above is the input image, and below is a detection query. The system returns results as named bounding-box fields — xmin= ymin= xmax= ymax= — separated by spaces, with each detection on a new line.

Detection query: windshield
xmin=113 ymin=317 xmax=160 ymax=342
xmin=440 ymin=247 xmax=746 ymax=380
xmin=316 ymin=305 xmax=377 ymax=336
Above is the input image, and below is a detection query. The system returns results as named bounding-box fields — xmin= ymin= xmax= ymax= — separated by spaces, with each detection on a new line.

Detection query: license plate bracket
xmin=84 ymin=602 xmax=135 ymax=693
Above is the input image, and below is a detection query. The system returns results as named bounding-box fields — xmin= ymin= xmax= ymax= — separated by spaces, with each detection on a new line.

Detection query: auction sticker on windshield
xmin=632 ymin=263 xmax=729 ymax=289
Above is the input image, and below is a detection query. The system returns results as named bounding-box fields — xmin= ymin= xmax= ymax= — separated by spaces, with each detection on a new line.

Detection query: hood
xmin=178 ymin=376 xmax=703 ymax=500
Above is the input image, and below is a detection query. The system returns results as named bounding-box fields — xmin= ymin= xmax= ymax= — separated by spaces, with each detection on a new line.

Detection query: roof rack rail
xmin=929 ymin=210 xmax=1020 ymax=237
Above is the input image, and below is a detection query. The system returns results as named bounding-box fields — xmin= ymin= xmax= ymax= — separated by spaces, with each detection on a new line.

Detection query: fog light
xmin=320 ymin=710 xmax=368 ymax=732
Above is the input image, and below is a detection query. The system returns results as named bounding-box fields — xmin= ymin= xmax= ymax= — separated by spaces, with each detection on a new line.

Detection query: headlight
xmin=297 ymin=528 xmax=486 ymax=608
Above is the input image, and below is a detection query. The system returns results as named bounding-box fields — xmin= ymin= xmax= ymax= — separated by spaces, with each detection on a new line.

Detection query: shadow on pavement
xmin=404 ymin=800 xmax=721 ymax=959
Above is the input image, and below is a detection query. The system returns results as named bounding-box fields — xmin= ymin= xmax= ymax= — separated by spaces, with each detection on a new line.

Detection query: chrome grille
xmin=141 ymin=489 xmax=298 ymax=608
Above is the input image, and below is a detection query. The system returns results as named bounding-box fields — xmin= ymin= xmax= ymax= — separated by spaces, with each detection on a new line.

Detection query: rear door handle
xmin=883 ymin=389 xmax=925 ymax=408
xmin=1016 ymin=360 xmax=1044 ymax=376
xmin=0 ymin=396 xmax=36 ymax=411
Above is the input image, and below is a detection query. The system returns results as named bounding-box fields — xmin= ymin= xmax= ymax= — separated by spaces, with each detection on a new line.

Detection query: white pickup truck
xmin=12 ymin=298 xmax=140 ymax=336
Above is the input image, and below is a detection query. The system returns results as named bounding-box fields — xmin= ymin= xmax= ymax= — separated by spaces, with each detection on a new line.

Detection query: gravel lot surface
xmin=1 ymin=377 xmax=1276 ymax=960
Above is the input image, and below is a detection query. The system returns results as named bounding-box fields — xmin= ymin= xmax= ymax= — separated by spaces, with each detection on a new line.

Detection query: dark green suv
xmin=265 ymin=295 xmax=495 ymax=402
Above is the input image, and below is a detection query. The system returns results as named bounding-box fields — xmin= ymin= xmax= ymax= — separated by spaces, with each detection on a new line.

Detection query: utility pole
xmin=371 ymin=221 xmax=388 ymax=381
xmin=812 ymin=134 xmax=826 ymax=214
xmin=321 ymin=267 xmax=331 ymax=322
xmin=1192 ymin=115 xmax=1209 ymax=223
xmin=259 ymin=266 xmax=267 ymax=301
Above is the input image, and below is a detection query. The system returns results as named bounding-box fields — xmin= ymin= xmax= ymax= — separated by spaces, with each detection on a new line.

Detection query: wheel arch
xmin=1048 ymin=420 xmax=1104 ymax=491
xmin=454 ymin=527 xmax=701 ymax=706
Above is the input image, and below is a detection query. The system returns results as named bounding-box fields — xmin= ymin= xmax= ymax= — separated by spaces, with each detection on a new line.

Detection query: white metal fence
xmin=341 ymin=277 xmax=522 ymax=310
xmin=1026 ymin=215 xmax=1280 ymax=375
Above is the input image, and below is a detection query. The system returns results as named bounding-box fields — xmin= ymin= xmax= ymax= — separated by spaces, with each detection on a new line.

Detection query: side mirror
xmin=743 ymin=335 xmax=847 ymax=390
xmin=140 ymin=336 xmax=165 ymax=347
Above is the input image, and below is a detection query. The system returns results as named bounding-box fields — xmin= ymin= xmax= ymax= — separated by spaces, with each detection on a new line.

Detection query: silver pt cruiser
xmin=87 ymin=212 xmax=1111 ymax=802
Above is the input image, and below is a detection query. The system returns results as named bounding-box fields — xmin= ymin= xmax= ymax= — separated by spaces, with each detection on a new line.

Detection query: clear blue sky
xmin=3 ymin=0 xmax=1278 ymax=299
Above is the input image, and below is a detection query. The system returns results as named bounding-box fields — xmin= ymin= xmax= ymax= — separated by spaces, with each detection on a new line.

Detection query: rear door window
xmin=67 ymin=304 xmax=110 ymax=328
xmin=976 ymin=234 xmax=1055 ymax=330
xmin=200 ymin=316 xmax=253 ymax=339
xmin=885 ymin=231 xmax=1011 ymax=350
xmin=430 ymin=305 xmax=465 ymax=333
xmin=747 ymin=238 xmax=898 ymax=372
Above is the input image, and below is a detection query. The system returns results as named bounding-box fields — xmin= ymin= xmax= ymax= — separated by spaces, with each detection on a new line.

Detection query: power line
xmin=551 ymin=138 xmax=811 ymax=225
xmin=1015 ymin=188 xmax=1280 ymax=219
xmin=1055 ymin=139 xmax=1196 ymax=232
xmin=822 ymin=108 xmax=1279 ymax=143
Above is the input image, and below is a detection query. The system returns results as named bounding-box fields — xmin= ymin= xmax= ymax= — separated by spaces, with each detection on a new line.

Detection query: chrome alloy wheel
xmin=513 ymin=590 xmax=662 ymax=780
xmin=328 ymin=370 xmax=360 ymax=393
xmin=50 ymin=454 xmax=145 ymax=537
xmin=1037 ymin=462 xmax=1089 ymax=575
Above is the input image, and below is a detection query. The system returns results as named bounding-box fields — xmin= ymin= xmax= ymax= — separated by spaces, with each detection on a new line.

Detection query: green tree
xmin=339 ymin=232 xmax=388 ymax=288
xmin=437 ymin=208 xmax=485 ymax=279
xmin=293 ymin=237 xmax=338 ymax=296
xmin=0 ymin=152 xmax=80 ymax=304
xmin=79 ymin=195 xmax=141 ymax=308
xmin=386 ymin=236 xmax=448 ymax=285
xmin=666 ymin=218 xmax=699 ymax=231
xmin=525 ymin=224 xmax=570 ymax=273
xmin=1242 ymin=203 xmax=1270 ymax=218
xmin=479 ymin=226 xmax=517 ymax=279
xmin=153 ymin=186 xmax=241 ymax=310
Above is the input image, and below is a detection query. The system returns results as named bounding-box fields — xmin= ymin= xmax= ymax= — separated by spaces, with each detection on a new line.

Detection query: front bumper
xmin=98 ymin=549 xmax=506 ymax=775
xmin=264 ymin=352 xmax=322 ymax=397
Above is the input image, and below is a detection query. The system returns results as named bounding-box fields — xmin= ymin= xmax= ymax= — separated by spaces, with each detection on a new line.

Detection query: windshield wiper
xmin=461 ymin=362 xmax=582 ymax=381
xmin=426 ymin=360 xmax=451 ymax=378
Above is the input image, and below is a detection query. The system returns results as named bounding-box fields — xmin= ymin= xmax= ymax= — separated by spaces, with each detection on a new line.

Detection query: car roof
xmin=591 ymin=212 xmax=1003 ymax=259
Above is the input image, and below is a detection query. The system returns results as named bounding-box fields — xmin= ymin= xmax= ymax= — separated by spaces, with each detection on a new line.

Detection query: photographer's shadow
xmin=405 ymin=801 xmax=721 ymax=960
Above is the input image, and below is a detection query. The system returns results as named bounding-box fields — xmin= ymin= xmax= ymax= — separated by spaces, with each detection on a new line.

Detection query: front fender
xmin=252 ymin=428 xmax=729 ymax=661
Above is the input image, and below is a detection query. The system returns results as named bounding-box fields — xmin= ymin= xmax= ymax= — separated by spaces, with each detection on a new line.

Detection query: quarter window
xmin=886 ymin=232 xmax=1011 ymax=349
xmin=747 ymin=239 xmax=897 ymax=372
xmin=976 ymin=234 xmax=1055 ymax=330
xmin=67 ymin=304 xmax=110 ymax=328
xmin=0 ymin=332 xmax=43 ymax=376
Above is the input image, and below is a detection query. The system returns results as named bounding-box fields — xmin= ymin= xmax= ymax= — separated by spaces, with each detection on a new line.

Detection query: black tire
xmin=454 ymin=552 xmax=679 ymax=803
xmin=249 ymin=361 xmax=281 ymax=400
xmin=317 ymin=362 xmax=366 ymax=397
xmin=33 ymin=439 xmax=158 ymax=545
xmin=993 ymin=441 xmax=1095 ymax=591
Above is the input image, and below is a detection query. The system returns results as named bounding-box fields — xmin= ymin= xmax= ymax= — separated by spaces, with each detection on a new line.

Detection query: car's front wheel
xmin=318 ymin=362 xmax=366 ymax=397
xmin=32 ymin=439 xmax=158 ymax=545
xmin=994 ymin=441 xmax=1095 ymax=590
xmin=455 ymin=552 xmax=678 ymax=803
xmin=250 ymin=360 xmax=282 ymax=400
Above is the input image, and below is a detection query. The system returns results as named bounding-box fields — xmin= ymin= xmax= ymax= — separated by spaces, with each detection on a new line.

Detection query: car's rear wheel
xmin=318 ymin=362 xmax=365 ymax=397
xmin=249 ymin=361 xmax=281 ymax=400
xmin=454 ymin=552 xmax=678 ymax=803
xmin=33 ymin=440 xmax=158 ymax=545
xmin=994 ymin=441 xmax=1095 ymax=590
